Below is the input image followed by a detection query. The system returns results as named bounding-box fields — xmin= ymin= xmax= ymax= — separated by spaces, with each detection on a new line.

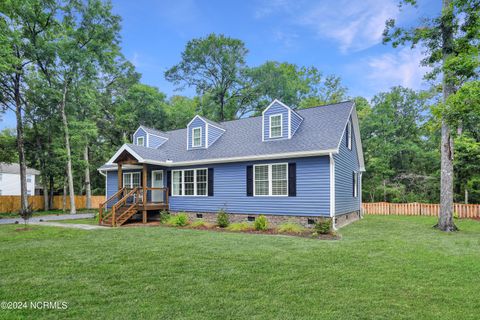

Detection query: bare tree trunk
xmin=49 ymin=175 xmax=54 ymax=209
xmin=13 ymin=74 xmax=28 ymax=214
xmin=437 ymin=0 xmax=457 ymax=231
xmin=62 ymin=177 xmax=67 ymax=214
xmin=43 ymin=179 xmax=49 ymax=211
xmin=84 ymin=145 xmax=92 ymax=209
xmin=60 ymin=82 xmax=76 ymax=214
xmin=465 ymin=188 xmax=468 ymax=204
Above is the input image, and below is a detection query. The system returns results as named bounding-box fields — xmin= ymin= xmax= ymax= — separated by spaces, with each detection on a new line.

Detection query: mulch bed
xmin=121 ymin=220 xmax=340 ymax=240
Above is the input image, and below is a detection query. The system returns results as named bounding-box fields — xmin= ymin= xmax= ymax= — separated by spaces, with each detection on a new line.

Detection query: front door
xmin=151 ymin=170 xmax=164 ymax=202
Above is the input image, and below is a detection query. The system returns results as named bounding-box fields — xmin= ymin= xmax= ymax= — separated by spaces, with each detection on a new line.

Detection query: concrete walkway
xmin=30 ymin=221 xmax=107 ymax=230
xmin=0 ymin=213 xmax=95 ymax=225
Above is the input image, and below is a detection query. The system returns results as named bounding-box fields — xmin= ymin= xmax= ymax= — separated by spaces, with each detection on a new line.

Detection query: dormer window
xmin=192 ymin=127 xmax=202 ymax=147
xmin=269 ymin=114 xmax=282 ymax=138
xmin=137 ymin=136 xmax=145 ymax=146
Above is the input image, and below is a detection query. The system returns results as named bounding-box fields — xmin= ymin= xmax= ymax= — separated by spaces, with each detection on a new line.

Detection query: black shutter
xmin=352 ymin=172 xmax=355 ymax=197
xmin=208 ymin=168 xmax=214 ymax=196
xmin=346 ymin=123 xmax=349 ymax=148
xmin=246 ymin=165 xmax=253 ymax=196
xmin=166 ymin=170 xmax=171 ymax=196
xmin=288 ymin=163 xmax=296 ymax=197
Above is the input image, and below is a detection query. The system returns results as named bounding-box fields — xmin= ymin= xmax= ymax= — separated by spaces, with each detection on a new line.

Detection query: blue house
xmin=98 ymin=100 xmax=365 ymax=228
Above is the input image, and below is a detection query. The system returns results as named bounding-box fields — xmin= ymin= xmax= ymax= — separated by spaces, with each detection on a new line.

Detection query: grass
xmin=0 ymin=209 xmax=97 ymax=219
xmin=0 ymin=215 xmax=479 ymax=319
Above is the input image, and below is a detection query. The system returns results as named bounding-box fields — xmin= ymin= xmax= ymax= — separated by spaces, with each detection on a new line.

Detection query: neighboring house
xmin=0 ymin=163 xmax=40 ymax=196
xmin=98 ymin=100 xmax=365 ymax=228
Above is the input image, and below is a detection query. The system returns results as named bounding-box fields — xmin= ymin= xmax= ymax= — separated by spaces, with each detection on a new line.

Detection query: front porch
xmin=99 ymin=149 xmax=169 ymax=227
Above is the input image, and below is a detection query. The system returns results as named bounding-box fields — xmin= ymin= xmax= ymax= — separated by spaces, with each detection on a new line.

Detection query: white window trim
xmin=269 ymin=114 xmax=283 ymax=139
xmin=171 ymin=168 xmax=208 ymax=197
xmin=192 ymin=127 xmax=202 ymax=147
xmin=253 ymin=163 xmax=288 ymax=197
xmin=123 ymin=172 xmax=141 ymax=188
xmin=347 ymin=121 xmax=352 ymax=150
xmin=136 ymin=136 xmax=145 ymax=147
xmin=353 ymin=171 xmax=358 ymax=198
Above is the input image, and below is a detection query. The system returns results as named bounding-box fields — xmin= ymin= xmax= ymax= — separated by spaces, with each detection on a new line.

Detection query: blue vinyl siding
xmin=334 ymin=116 xmax=361 ymax=215
xmin=291 ymin=111 xmax=303 ymax=136
xmin=149 ymin=134 xmax=168 ymax=148
xmin=133 ymin=128 xmax=147 ymax=146
xmin=188 ymin=117 xmax=206 ymax=149
xmin=207 ymin=124 xmax=224 ymax=147
xmin=263 ymin=102 xmax=289 ymax=141
xmin=170 ymin=156 xmax=330 ymax=216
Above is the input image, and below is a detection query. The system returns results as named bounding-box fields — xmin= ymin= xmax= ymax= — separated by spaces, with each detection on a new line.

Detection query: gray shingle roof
xmin=100 ymin=101 xmax=354 ymax=169
xmin=0 ymin=163 xmax=40 ymax=175
xmin=139 ymin=125 xmax=168 ymax=137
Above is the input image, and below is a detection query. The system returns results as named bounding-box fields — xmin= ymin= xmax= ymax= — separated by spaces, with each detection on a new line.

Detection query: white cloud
xmin=254 ymin=0 xmax=399 ymax=53
xmin=365 ymin=47 xmax=429 ymax=90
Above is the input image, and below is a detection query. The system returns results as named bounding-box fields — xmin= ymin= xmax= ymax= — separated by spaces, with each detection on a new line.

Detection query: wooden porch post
xmin=142 ymin=163 xmax=147 ymax=224
xmin=117 ymin=163 xmax=123 ymax=201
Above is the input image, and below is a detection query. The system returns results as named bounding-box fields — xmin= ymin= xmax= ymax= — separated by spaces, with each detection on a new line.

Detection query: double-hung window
xmin=137 ymin=136 xmax=145 ymax=147
xmin=269 ymin=114 xmax=282 ymax=138
xmin=172 ymin=168 xmax=208 ymax=196
xmin=123 ymin=172 xmax=141 ymax=189
xmin=254 ymin=163 xmax=288 ymax=196
xmin=192 ymin=127 xmax=202 ymax=147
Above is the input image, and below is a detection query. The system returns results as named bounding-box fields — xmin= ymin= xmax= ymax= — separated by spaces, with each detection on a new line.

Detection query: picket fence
xmin=362 ymin=202 xmax=480 ymax=219
xmin=0 ymin=195 xmax=105 ymax=213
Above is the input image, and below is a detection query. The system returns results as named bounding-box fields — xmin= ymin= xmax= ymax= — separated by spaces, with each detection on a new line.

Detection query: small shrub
xmin=278 ymin=222 xmax=305 ymax=234
xmin=167 ymin=213 xmax=189 ymax=227
xmin=217 ymin=209 xmax=229 ymax=228
xmin=453 ymin=211 xmax=459 ymax=219
xmin=159 ymin=210 xmax=170 ymax=224
xmin=190 ymin=220 xmax=214 ymax=228
xmin=227 ymin=222 xmax=252 ymax=231
xmin=254 ymin=215 xmax=268 ymax=231
xmin=314 ymin=219 xmax=332 ymax=234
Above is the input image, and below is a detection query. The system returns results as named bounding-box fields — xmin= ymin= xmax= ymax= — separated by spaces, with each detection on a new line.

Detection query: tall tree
xmin=384 ymin=0 xmax=480 ymax=231
xmin=0 ymin=0 xmax=56 ymax=214
xmin=165 ymin=33 xmax=249 ymax=121
xmin=246 ymin=61 xmax=347 ymax=114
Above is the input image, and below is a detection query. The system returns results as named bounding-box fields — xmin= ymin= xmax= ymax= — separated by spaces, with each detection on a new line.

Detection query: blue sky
xmin=0 ymin=0 xmax=440 ymax=129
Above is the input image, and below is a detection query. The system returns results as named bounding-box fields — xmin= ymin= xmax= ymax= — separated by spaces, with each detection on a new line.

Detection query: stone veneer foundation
xmin=170 ymin=210 xmax=362 ymax=229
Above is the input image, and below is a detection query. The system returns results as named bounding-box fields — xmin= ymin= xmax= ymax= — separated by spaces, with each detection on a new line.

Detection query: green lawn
xmin=0 ymin=216 xmax=479 ymax=319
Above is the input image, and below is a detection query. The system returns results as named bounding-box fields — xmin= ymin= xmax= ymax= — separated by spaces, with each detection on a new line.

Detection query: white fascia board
xmin=261 ymin=99 xmax=292 ymax=116
xmin=335 ymin=102 xmax=366 ymax=172
xmin=106 ymin=144 xmax=145 ymax=165
xmin=186 ymin=115 xmax=206 ymax=128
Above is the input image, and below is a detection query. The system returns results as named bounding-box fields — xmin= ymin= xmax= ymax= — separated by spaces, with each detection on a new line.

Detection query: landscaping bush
xmin=226 ymin=222 xmax=252 ymax=231
xmin=314 ymin=219 xmax=332 ymax=234
xmin=217 ymin=209 xmax=229 ymax=228
xmin=254 ymin=215 xmax=268 ymax=231
xmin=278 ymin=222 xmax=305 ymax=234
xmin=167 ymin=213 xmax=189 ymax=227
xmin=159 ymin=210 xmax=170 ymax=224
xmin=189 ymin=220 xmax=214 ymax=228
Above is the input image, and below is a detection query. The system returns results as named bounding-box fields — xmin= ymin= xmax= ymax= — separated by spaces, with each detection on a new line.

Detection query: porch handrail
xmin=144 ymin=187 xmax=169 ymax=205
xmin=99 ymin=187 xmax=125 ymax=224
xmin=110 ymin=187 xmax=140 ymax=227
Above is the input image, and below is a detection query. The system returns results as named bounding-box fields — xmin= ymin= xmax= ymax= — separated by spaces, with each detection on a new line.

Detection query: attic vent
xmin=196 ymin=213 xmax=203 ymax=219
xmin=247 ymin=216 xmax=255 ymax=222
xmin=307 ymin=218 xmax=315 ymax=225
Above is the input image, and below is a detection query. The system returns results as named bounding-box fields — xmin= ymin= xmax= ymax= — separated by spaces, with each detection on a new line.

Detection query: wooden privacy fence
xmin=0 ymin=195 xmax=105 ymax=213
xmin=363 ymin=202 xmax=480 ymax=219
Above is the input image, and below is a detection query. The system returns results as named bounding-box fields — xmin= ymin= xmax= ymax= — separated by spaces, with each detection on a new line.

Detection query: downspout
xmin=329 ymin=153 xmax=336 ymax=230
